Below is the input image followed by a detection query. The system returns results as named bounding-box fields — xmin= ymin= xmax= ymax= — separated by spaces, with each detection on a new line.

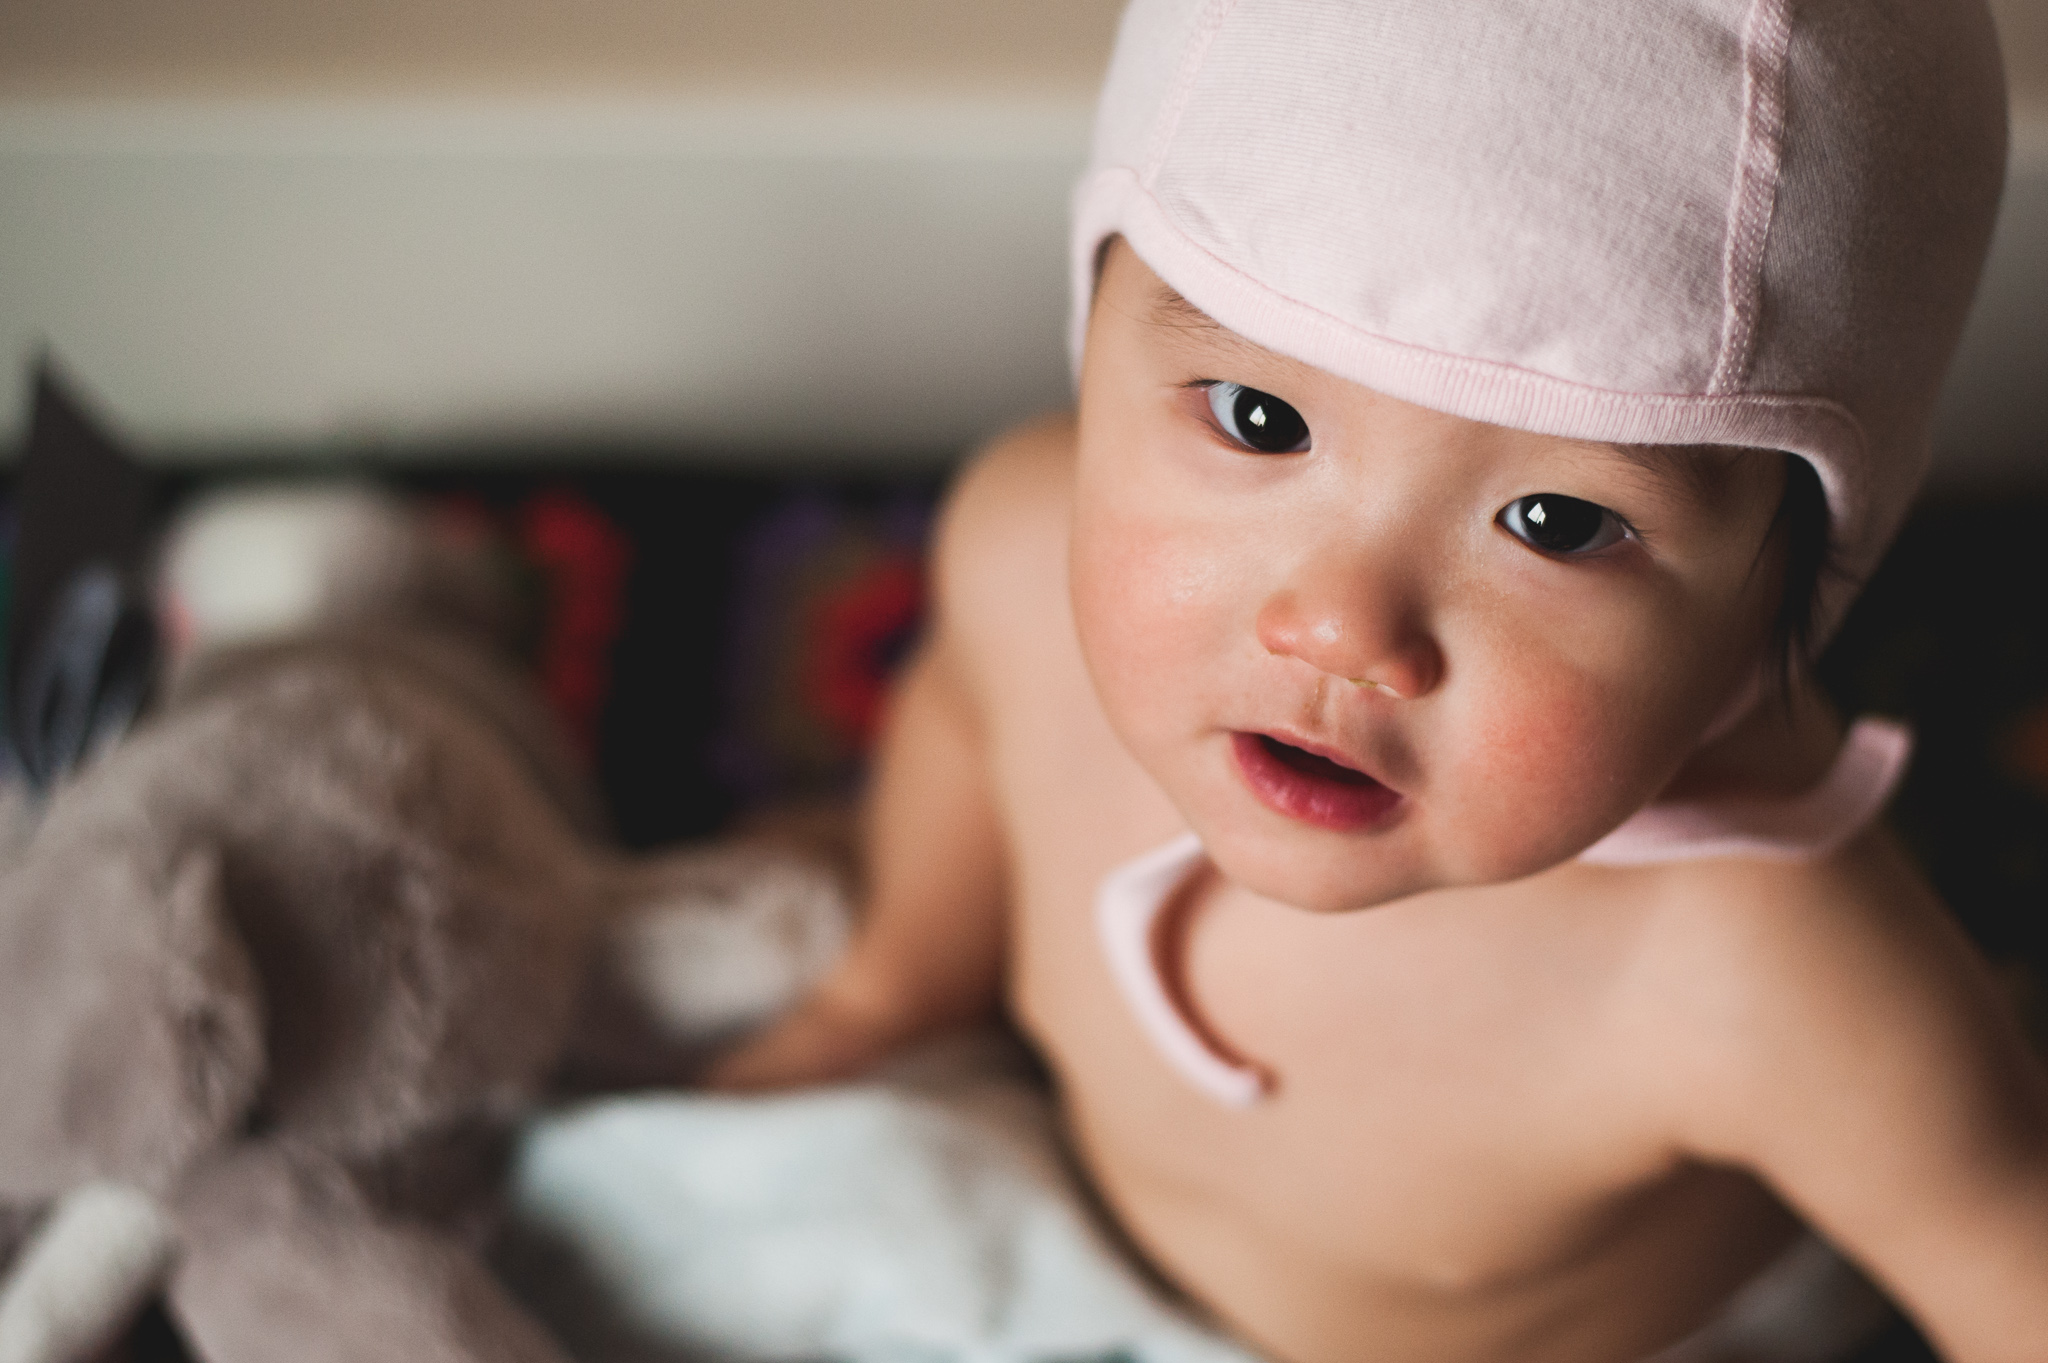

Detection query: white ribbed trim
xmin=1096 ymin=832 xmax=1268 ymax=1108
xmin=1138 ymin=0 xmax=1241 ymax=187
xmin=1579 ymin=717 xmax=1912 ymax=866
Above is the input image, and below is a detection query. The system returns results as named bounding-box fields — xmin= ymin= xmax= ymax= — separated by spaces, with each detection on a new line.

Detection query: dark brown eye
xmin=1498 ymin=494 xmax=1627 ymax=555
xmin=1206 ymin=383 xmax=1310 ymax=454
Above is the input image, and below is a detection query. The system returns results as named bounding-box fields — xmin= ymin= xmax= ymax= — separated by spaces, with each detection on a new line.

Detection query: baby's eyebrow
xmin=1603 ymin=441 xmax=1756 ymax=508
xmin=1145 ymin=283 xmax=1286 ymax=369
xmin=1149 ymin=284 xmax=1223 ymax=332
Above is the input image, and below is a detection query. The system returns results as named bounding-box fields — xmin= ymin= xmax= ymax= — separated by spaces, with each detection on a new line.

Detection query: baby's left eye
xmin=1205 ymin=383 xmax=1310 ymax=454
xmin=1497 ymin=494 xmax=1629 ymax=555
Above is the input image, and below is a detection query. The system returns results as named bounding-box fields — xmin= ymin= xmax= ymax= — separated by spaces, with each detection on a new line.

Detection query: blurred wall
xmin=1941 ymin=0 xmax=2048 ymax=488
xmin=0 ymin=1 xmax=1123 ymax=100
xmin=0 ymin=0 xmax=2041 ymax=478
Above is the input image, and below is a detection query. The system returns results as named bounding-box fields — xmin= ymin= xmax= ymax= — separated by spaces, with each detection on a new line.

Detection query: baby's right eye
xmin=1205 ymin=383 xmax=1310 ymax=454
xmin=1497 ymin=493 xmax=1629 ymax=556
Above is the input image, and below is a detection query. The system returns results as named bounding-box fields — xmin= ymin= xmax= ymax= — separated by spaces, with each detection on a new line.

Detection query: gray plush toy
xmin=0 ymin=486 xmax=849 ymax=1363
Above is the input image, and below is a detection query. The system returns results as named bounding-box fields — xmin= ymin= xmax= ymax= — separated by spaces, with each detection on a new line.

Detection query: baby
xmin=711 ymin=1 xmax=2048 ymax=1360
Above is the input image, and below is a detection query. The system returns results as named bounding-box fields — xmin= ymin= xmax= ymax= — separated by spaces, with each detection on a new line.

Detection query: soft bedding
xmin=502 ymin=1033 xmax=1262 ymax=1363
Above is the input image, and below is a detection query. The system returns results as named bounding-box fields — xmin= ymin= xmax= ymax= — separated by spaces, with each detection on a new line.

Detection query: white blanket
xmin=501 ymin=1035 xmax=1262 ymax=1363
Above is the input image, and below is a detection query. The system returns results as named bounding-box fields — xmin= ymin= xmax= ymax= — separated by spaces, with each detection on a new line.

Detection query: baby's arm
xmin=704 ymin=632 xmax=1005 ymax=1089
xmin=703 ymin=429 xmax=1057 ymax=1090
xmin=1657 ymin=836 xmax=2048 ymax=1361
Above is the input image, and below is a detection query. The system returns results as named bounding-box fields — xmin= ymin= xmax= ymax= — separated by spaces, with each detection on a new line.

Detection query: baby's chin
xmin=1195 ymin=819 xmax=1444 ymax=915
xmin=1194 ymin=796 xmax=1618 ymax=914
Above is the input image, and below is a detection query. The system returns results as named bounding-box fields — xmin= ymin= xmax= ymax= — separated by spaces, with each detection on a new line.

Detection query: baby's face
xmin=1070 ymin=243 xmax=1789 ymax=912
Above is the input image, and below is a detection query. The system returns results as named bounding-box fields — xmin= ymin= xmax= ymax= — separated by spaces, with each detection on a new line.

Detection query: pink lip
xmin=1231 ymin=731 xmax=1402 ymax=832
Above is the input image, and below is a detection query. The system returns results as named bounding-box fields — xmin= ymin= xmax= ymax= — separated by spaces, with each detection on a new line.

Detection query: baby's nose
xmin=1255 ymin=584 xmax=1442 ymax=701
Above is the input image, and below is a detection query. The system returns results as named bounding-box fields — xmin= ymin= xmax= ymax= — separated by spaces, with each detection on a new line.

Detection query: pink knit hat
xmin=1072 ymin=0 xmax=2008 ymax=636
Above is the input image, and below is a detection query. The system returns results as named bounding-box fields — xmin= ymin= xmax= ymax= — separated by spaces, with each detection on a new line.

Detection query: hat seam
xmin=1139 ymin=0 xmax=1242 ymax=190
xmin=1709 ymin=0 xmax=1794 ymax=394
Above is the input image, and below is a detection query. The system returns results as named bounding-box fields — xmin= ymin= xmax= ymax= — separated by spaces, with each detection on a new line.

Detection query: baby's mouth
xmin=1231 ymin=732 xmax=1401 ymax=832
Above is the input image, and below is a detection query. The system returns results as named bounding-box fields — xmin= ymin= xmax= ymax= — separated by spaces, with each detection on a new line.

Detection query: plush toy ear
xmin=6 ymin=362 xmax=162 ymax=790
xmin=0 ymin=842 xmax=266 ymax=1200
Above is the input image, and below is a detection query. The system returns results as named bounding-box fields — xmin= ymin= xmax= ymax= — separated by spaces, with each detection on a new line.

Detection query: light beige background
xmin=0 ymin=0 xmax=2040 ymax=477
xmin=4 ymin=0 xmax=2034 ymax=105
xmin=0 ymin=0 xmax=1126 ymax=100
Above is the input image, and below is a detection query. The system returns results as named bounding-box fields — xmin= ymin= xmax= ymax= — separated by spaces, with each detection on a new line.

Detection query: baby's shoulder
xmin=1614 ymin=832 xmax=2019 ymax=1156
xmin=1630 ymin=830 xmax=1958 ymax=1010
xmin=934 ymin=413 xmax=1075 ymax=578
xmin=929 ymin=412 xmax=1078 ymax=662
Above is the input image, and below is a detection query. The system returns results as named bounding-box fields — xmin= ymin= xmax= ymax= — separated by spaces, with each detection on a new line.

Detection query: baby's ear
xmin=560 ymin=842 xmax=851 ymax=1089
xmin=0 ymin=842 xmax=266 ymax=1199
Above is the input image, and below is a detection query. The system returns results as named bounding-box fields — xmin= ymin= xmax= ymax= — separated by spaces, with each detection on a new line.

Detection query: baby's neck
xmin=1657 ymin=680 xmax=1844 ymax=805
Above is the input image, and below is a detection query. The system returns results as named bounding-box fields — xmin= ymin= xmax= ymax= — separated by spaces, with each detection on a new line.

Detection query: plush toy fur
xmin=0 ymin=486 xmax=848 ymax=1363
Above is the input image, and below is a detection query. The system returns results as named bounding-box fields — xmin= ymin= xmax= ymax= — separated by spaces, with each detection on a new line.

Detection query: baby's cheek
xmin=1072 ymin=512 xmax=1237 ymax=732
xmin=1450 ymin=665 xmax=1658 ymax=879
